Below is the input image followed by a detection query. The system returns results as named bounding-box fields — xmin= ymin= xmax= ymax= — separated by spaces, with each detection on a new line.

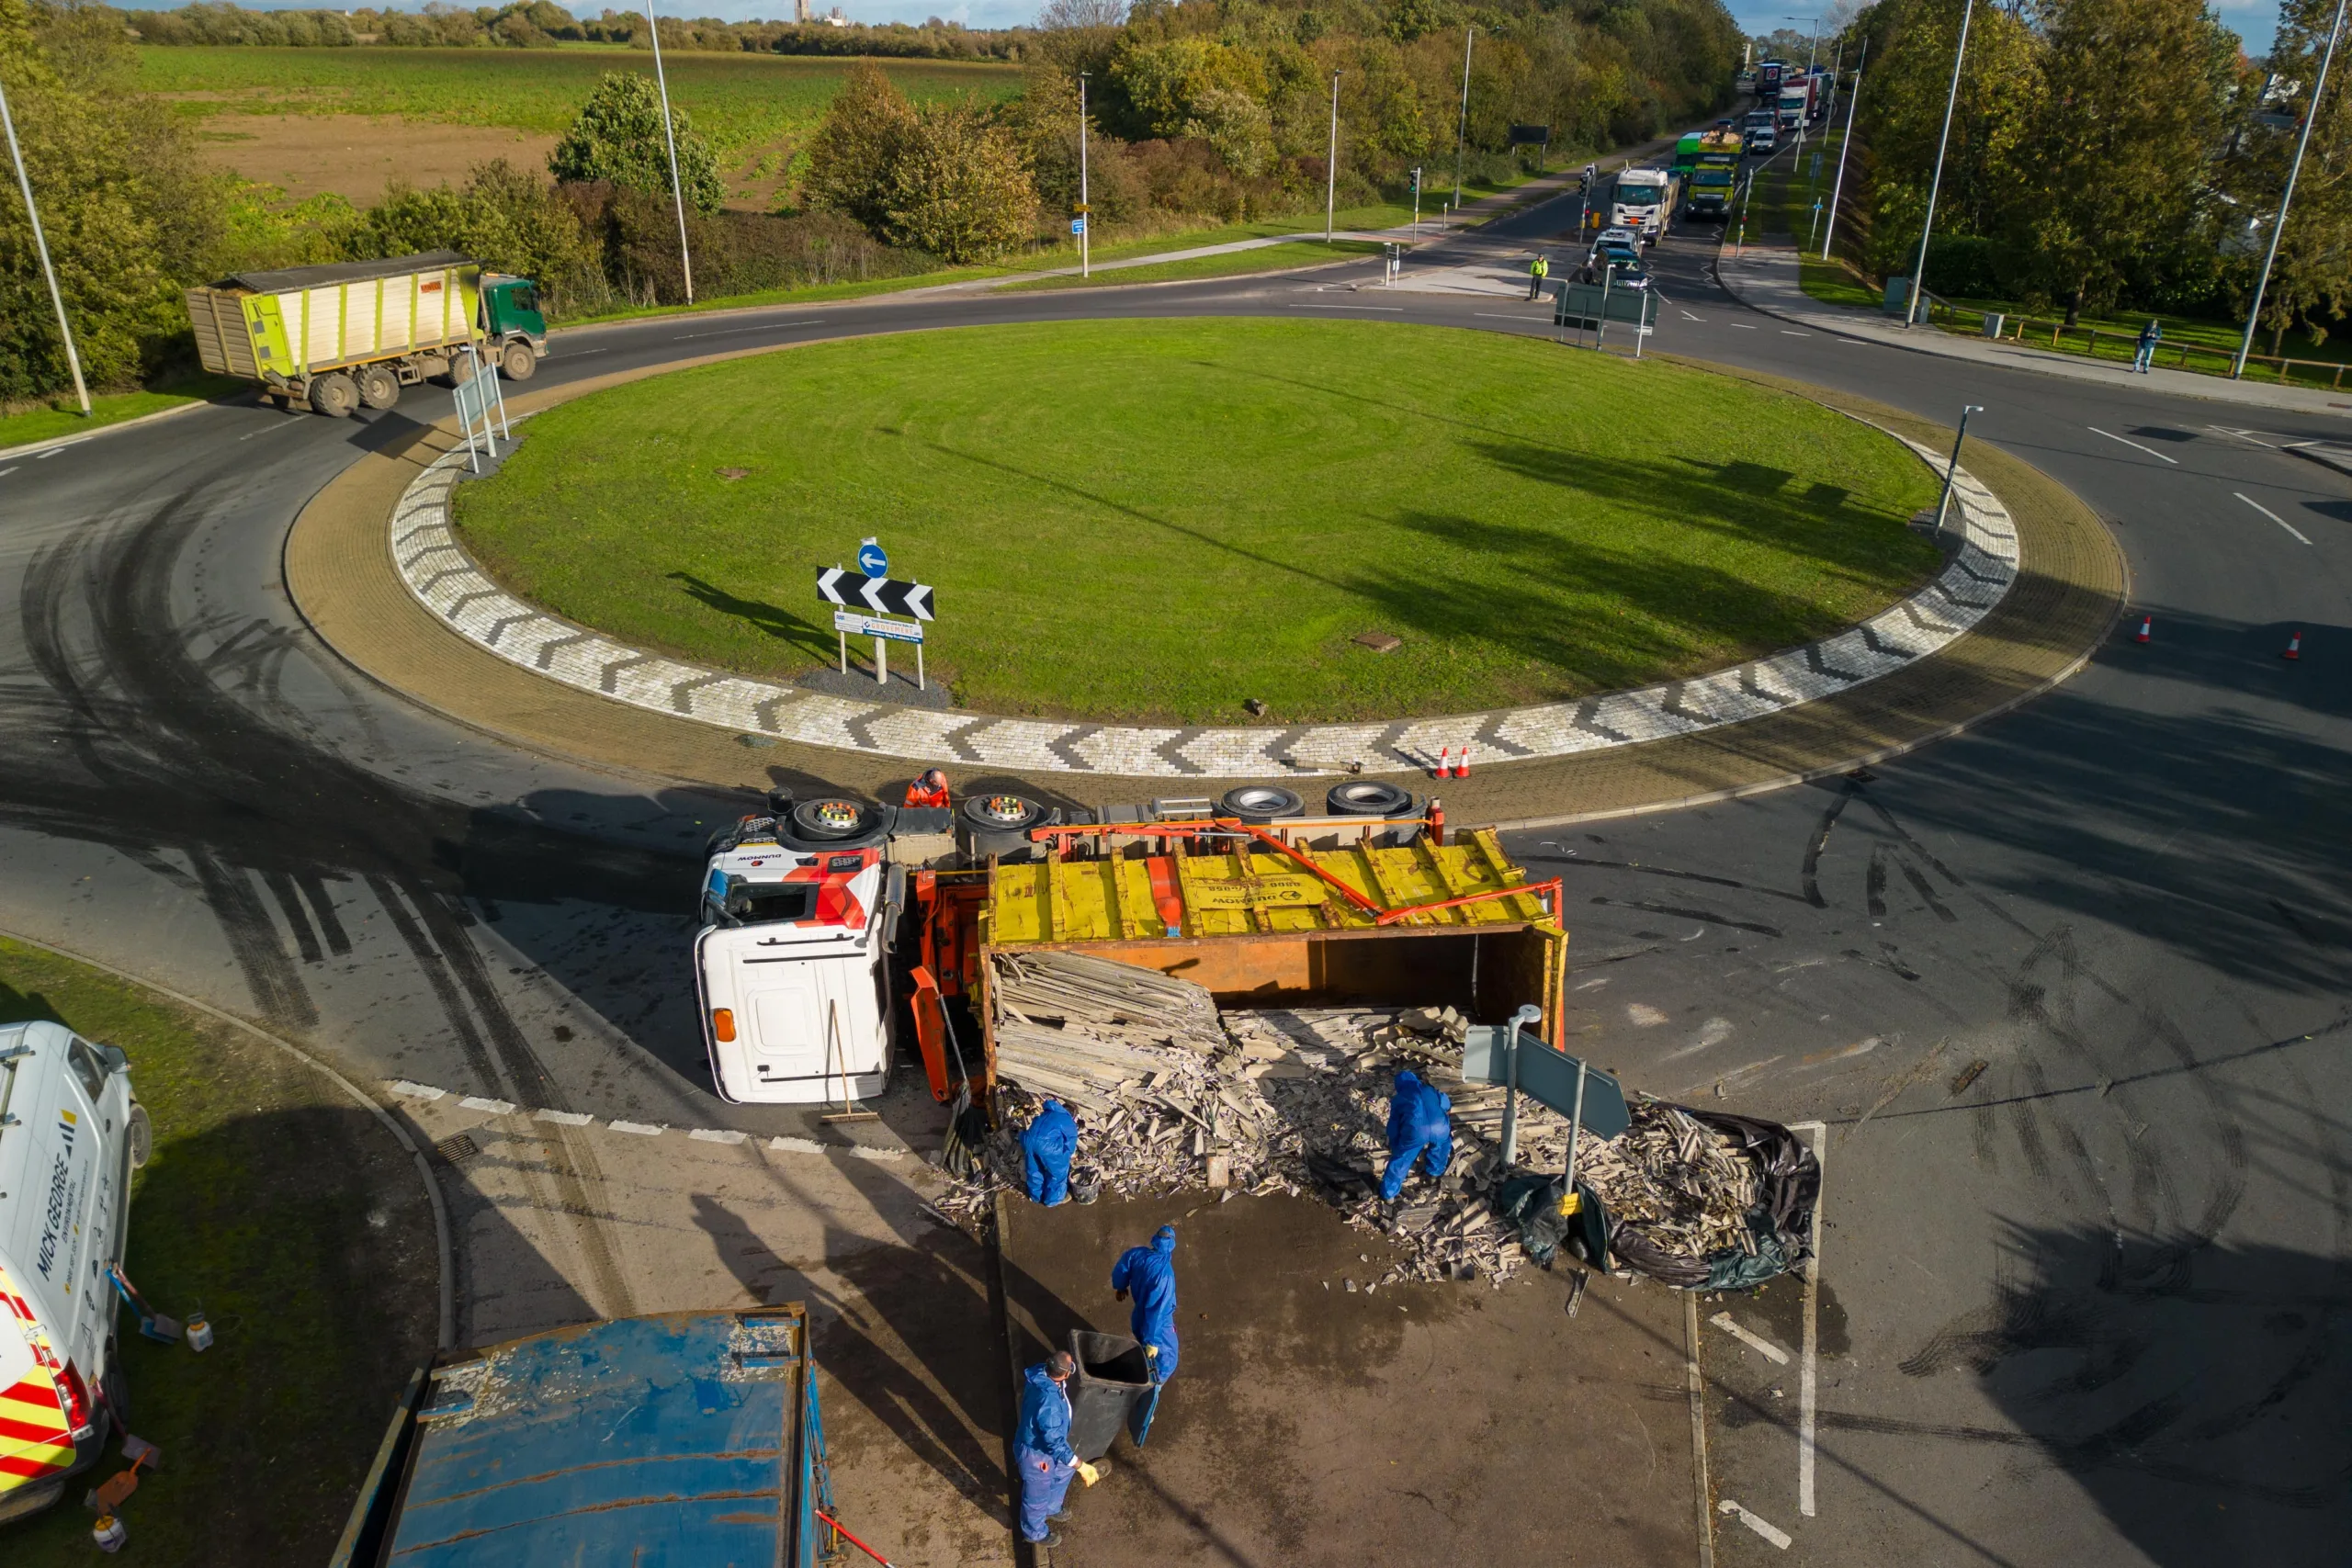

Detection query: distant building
xmin=824 ymin=6 xmax=848 ymax=21
xmin=794 ymin=0 xmax=811 ymax=19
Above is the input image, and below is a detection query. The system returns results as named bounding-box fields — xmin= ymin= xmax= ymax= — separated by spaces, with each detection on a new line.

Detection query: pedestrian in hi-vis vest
xmin=1527 ymin=254 xmax=1550 ymax=300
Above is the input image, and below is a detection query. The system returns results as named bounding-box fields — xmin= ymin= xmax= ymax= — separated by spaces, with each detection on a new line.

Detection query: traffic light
xmin=1410 ymin=166 xmax=1421 ymax=193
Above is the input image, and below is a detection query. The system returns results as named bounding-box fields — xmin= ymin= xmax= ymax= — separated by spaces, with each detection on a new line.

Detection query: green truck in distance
xmin=186 ymin=250 xmax=548 ymax=418
xmin=1683 ymin=130 xmax=1741 ymax=220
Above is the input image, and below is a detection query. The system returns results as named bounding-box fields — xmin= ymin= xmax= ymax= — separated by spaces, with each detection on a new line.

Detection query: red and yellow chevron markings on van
xmin=0 ymin=1261 xmax=74 ymax=1488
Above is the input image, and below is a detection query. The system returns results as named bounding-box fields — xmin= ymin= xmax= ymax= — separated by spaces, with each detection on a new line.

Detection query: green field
xmin=138 ymin=45 xmax=1022 ymax=155
xmin=454 ymin=318 xmax=1942 ymax=723
xmin=2 ymin=936 xmax=435 ymax=1567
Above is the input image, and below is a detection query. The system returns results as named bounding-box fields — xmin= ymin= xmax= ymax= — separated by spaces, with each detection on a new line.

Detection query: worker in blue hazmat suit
xmin=1111 ymin=1224 xmax=1181 ymax=1382
xmin=1012 ymin=1350 xmax=1095 ymax=1547
xmin=1022 ymin=1099 xmax=1078 ymax=1206
xmin=1380 ymin=1069 xmax=1453 ymax=1201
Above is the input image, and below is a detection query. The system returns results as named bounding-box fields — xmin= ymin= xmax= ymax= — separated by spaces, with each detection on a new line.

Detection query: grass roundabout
xmin=454 ymin=319 xmax=1943 ymax=725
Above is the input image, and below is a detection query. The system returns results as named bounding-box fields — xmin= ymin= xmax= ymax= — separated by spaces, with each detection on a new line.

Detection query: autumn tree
xmin=802 ymin=61 xmax=918 ymax=229
xmin=881 ymin=103 xmax=1037 ymax=262
xmin=548 ymin=72 xmax=724 ymax=215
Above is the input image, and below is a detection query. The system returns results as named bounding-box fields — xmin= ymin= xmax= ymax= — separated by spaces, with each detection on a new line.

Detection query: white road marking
xmin=1711 ymin=1311 xmax=1792 ymax=1364
xmin=0 ymin=467 xmax=17 ymax=479
xmin=458 ymin=1094 xmax=516 ymax=1113
xmin=2207 ymin=424 xmax=2281 ymax=448
xmin=606 ymin=1119 xmax=666 ymax=1135
xmin=1680 ymin=310 xmax=1703 ymax=321
xmin=1718 ymin=1500 xmax=1792 ymax=1550
xmin=1287 ymin=303 xmax=1404 ymax=312
xmin=534 ymin=1108 xmax=594 ymax=1126
xmin=1729 ymin=321 xmax=1758 ymax=330
xmin=1780 ymin=330 xmax=1811 ymax=337
xmin=1792 ymin=1118 xmax=1827 ymax=1517
xmin=562 ymin=347 xmax=610 ymax=357
xmin=2088 ymin=425 xmax=2179 ymax=464
xmin=28 ymin=435 xmax=91 ymax=459
xmin=239 ymin=421 xmax=302 ymax=442
xmin=676 ymin=318 xmax=821 ymax=339
xmin=2236 ymin=491 xmax=2313 ymax=544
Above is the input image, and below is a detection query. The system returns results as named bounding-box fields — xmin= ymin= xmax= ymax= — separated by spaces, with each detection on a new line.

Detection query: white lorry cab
xmin=1609 ymin=167 xmax=1676 ymax=234
xmin=695 ymin=796 xmax=927 ymax=1105
xmin=0 ymin=1022 xmax=146 ymax=1523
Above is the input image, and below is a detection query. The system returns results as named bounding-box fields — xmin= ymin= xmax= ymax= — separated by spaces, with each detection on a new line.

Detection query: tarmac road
xmin=3 ymin=195 xmax=2348 ymax=1564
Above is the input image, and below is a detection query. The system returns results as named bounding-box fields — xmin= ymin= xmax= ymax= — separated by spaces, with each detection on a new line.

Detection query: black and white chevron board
xmin=818 ymin=568 xmax=935 ymax=621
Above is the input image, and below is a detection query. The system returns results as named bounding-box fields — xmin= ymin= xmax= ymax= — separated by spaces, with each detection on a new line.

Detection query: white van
xmin=695 ymin=800 xmax=907 ymax=1105
xmin=0 ymin=1021 xmax=146 ymax=1522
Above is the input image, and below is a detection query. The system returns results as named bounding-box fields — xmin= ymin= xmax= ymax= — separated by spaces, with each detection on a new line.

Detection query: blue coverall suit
xmin=1022 ymin=1099 xmax=1078 ymax=1206
xmin=1380 ymin=1069 xmax=1454 ymax=1201
xmin=1013 ymin=1361 xmax=1078 ymax=1542
xmin=1111 ymin=1224 xmax=1181 ymax=1382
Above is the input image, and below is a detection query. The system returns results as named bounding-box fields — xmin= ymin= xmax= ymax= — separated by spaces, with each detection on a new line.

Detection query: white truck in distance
xmin=1610 ymin=167 xmax=1677 ymax=233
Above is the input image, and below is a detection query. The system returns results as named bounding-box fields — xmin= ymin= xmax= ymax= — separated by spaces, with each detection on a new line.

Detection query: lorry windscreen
xmin=720 ymin=883 xmax=819 ymax=926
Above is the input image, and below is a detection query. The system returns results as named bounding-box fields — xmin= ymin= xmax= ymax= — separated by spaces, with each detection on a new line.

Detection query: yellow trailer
xmin=906 ymin=809 xmax=1570 ymax=1100
xmin=184 ymin=249 xmax=548 ymax=418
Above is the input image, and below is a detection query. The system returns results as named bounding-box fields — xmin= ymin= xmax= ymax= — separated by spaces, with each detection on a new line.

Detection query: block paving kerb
xmin=392 ymin=434 xmax=2020 ymax=778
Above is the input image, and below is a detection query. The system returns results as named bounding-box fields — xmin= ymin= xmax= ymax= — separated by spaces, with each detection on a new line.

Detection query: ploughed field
xmin=451 ymin=317 xmax=1944 ymax=724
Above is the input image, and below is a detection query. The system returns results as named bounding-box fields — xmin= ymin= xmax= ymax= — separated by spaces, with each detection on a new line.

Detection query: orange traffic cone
xmin=1431 ymin=747 xmax=1450 ymax=781
xmin=2134 ymin=615 xmax=2152 ymax=644
xmin=2283 ymin=630 xmax=2302 ymax=660
xmin=1453 ymin=744 xmax=1472 ymax=779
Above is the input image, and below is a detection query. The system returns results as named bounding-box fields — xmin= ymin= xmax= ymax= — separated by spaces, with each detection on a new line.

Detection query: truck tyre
xmin=501 ymin=340 xmax=537 ymax=381
xmin=791 ymin=797 xmax=882 ymax=842
xmin=446 ymin=352 xmax=477 ymax=388
xmin=957 ymin=793 xmax=1046 ymax=835
xmin=1326 ymin=780 xmax=1413 ymax=817
xmin=309 ymin=372 xmax=358 ymax=418
xmin=356 ymin=364 xmax=401 ymax=410
xmin=1219 ymin=784 xmax=1304 ymax=823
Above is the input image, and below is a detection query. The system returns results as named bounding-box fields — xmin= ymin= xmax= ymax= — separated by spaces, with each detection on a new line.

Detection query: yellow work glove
xmin=1557 ymin=1190 xmax=1583 ymax=1218
xmin=1077 ymin=1461 xmax=1101 ymax=1486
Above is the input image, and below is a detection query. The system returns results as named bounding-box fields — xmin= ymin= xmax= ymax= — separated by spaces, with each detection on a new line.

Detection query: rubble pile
xmin=1575 ymin=1100 xmax=1764 ymax=1263
xmin=932 ymin=953 xmax=1787 ymax=1286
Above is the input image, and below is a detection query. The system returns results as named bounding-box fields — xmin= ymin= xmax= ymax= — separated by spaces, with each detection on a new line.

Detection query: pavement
xmin=1715 ymin=241 xmax=2352 ymax=420
xmin=999 ymin=1190 xmax=1702 ymax=1567
xmin=2 ymin=138 xmax=2348 ymax=1568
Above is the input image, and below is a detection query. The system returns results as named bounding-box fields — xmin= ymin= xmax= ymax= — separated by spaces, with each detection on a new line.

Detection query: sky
xmin=110 ymin=0 xmax=2290 ymax=55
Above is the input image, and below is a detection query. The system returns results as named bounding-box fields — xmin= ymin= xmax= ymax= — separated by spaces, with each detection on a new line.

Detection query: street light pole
xmin=0 ymin=77 xmax=90 ymax=416
xmin=1453 ymin=27 xmax=1474 ymax=208
xmin=1934 ymin=404 xmax=1984 ymax=537
xmin=1079 ymin=72 xmax=1091 ymax=279
xmin=1822 ymin=38 xmax=1866 ymax=261
xmin=1325 ymin=72 xmax=1340 ymax=243
xmin=2233 ymin=0 xmax=2347 ymax=378
xmin=1905 ymin=0 xmax=1974 ymax=328
xmin=643 ymin=1 xmax=695 ymax=305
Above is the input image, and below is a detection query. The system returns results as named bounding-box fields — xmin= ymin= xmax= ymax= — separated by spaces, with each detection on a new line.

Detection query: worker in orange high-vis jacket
xmin=903 ymin=769 xmax=950 ymax=808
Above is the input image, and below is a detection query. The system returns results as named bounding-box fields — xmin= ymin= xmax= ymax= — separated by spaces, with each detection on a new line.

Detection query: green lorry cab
xmin=186 ymin=250 xmax=548 ymax=418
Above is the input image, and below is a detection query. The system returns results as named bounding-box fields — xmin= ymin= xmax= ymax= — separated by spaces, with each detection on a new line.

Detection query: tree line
xmin=1839 ymin=0 xmax=2349 ymax=348
xmin=3 ymin=0 xmax=1742 ymax=405
xmin=121 ymin=2 xmax=1029 ymax=60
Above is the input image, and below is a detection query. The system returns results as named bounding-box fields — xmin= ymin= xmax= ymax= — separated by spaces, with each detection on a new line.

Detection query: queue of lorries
xmin=1585 ymin=54 xmax=1835 ymax=286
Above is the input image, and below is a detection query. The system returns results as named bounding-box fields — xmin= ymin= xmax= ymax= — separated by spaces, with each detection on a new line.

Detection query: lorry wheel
xmin=792 ymin=797 xmax=882 ymax=842
xmin=957 ymin=793 xmax=1046 ymax=835
xmin=446 ymin=353 xmax=477 ymax=389
xmin=356 ymin=365 xmax=401 ymax=410
xmin=1326 ymin=780 xmax=1413 ymax=817
xmin=309 ymin=372 xmax=358 ymax=418
xmin=1219 ymin=784 xmax=1304 ymax=823
xmin=500 ymin=341 xmax=537 ymax=381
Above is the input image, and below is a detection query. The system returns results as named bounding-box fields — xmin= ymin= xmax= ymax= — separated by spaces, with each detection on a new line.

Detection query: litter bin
xmin=1067 ymin=1330 xmax=1155 ymax=1460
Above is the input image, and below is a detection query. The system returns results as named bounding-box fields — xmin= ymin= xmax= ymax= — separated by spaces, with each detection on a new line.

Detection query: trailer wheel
xmin=957 ymin=793 xmax=1046 ymax=834
xmin=500 ymin=340 xmax=537 ymax=381
xmin=309 ymin=372 xmax=358 ymax=418
xmin=1326 ymin=780 xmax=1413 ymax=818
xmin=1218 ymin=784 xmax=1304 ymax=823
xmin=446 ymin=352 xmax=477 ymax=389
xmin=356 ymin=364 xmax=401 ymax=410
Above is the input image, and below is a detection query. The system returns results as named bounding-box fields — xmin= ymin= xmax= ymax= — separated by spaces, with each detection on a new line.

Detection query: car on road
xmin=0 ymin=1022 xmax=146 ymax=1525
xmin=1745 ymin=116 xmax=1778 ymax=154
xmin=1586 ymin=242 xmax=1652 ymax=289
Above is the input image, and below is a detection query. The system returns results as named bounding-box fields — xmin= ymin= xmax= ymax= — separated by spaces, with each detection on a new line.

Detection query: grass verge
xmin=1 ymin=936 xmax=435 ymax=1567
xmin=997 ymin=239 xmax=1382 ymax=291
xmin=452 ymin=316 xmax=1942 ymax=725
xmin=0 ymin=376 xmax=245 ymax=455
